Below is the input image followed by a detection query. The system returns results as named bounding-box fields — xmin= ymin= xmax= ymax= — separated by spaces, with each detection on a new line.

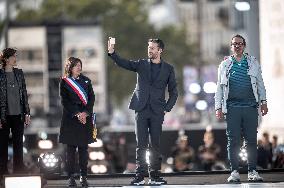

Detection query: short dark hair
xmin=231 ymin=34 xmax=246 ymax=46
xmin=64 ymin=57 xmax=82 ymax=77
xmin=0 ymin=47 xmax=17 ymax=67
xmin=148 ymin=38 xmax=165 ymax=51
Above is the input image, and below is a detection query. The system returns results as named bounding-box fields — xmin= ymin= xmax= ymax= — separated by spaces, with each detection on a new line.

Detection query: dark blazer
xmin=59 ymin=74 xmax=95 ymax=146
xmin=109 ymin=52 xmax=178 ymax=113
xmin=0 ymin=68 xmax=30 ymax=123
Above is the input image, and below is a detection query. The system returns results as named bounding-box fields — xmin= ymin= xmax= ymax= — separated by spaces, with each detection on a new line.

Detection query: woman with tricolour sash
xmin=59 ymin=57 xmax=95 ymax=187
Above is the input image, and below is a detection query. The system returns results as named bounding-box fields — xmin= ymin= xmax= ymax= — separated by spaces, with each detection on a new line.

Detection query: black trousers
xmin=135 ymin=105 xmax=164 ymax=177
xmin=0 ymin=115 xmax=24 ymax=175
xmin=66 ymin=145 xmax=88 ymax=176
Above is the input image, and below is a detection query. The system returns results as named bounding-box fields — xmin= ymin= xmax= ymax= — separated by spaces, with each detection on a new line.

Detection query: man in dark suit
xmin=108 ymin=38 xmax=178 ymax=185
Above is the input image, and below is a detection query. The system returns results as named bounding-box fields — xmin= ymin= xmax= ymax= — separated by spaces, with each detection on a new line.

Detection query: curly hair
xmin=63 ymin=57 xmax=82 ymax=77
xmin=0 ymin=48 xmax=17 ymax=67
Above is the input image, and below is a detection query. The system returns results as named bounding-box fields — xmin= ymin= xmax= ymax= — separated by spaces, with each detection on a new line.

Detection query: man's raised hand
xmin=108 ymin=37 xmax=115 ymax=54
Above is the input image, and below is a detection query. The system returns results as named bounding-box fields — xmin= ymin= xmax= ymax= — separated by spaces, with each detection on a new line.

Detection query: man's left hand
xmin=24 ymin=115 xmax=31 ymax=128
xmin=261 ymin=103 xmax=268 ymax=116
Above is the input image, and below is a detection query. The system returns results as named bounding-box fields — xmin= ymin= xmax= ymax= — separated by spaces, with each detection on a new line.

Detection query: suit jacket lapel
xmin=153 ymin=59 xmax=164 ymax=83
xmin=147 ymin=59 xmax=151 ymax=82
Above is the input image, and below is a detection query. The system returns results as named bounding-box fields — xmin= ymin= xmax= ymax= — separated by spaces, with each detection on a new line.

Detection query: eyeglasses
xmin=231 ymin=42 xmax=244 ymax=47
xmin=149 ymin=38 xmax=162 ymax=43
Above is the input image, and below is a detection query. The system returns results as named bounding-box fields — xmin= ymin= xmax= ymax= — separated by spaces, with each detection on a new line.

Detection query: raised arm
xmin=107 ymin=37 xmax=140 ymax=72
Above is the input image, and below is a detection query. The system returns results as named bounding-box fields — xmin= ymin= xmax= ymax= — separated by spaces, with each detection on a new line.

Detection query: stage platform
xmin=45 ymin=170 xmax=284 ymax=187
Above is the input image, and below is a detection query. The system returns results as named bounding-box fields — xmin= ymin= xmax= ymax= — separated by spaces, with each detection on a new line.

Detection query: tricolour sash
xmin=63 ymin=77 xmax=88 ymax=105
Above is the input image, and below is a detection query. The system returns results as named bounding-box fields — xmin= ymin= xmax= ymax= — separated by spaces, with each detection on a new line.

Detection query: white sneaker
xmin=227 ymin=170 xmax=240 ymax=183
xmin=248 ymin=170 xmax=263 ymax=182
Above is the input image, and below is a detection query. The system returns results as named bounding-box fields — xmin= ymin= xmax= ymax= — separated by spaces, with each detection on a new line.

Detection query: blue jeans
xmin=226 ymin=106 xmax=258 ymax=171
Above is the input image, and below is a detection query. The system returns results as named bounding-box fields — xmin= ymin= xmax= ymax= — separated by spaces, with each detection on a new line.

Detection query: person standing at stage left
xmin=59 ymin=57 xmax=95 ymax=187
xmin=0 ymin=48 xmax=31 ymax=183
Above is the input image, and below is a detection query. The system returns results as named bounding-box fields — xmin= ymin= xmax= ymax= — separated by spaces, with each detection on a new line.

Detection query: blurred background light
xmin=38 ymin=140 xmax=53 ymax=150
xmin=203 ymin=82 xmax=217 ymax=94
xmin=146 ymin=150 xmax=150 ymax=165
xmin=91 ymin=164 xmax=107 ymax=174
xmin=235 ymin=2 xmax=250 ymax=11
xmin=195 ymin=100 xmax=208 ymax=111
xmin=189 ymin=83 xmax=201 ymax=94
xmin=38 ymin=132 xmax=48 ymax=140
xmin=88 ymin=139 xmax=103 ymax=148
xmin=89 ymin=151 xmax=105 ymax=161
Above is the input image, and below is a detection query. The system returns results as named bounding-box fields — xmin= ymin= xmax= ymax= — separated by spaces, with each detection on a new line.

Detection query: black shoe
xmin=68 ymin=175 xmax=77 ymax=187
xmin=80 ymin=176 xmax=89 ymax=187
xmin=130 ymin=175 xmax=145 ymax=185
xmin=148 ymin=176 xmax=167 ymax=185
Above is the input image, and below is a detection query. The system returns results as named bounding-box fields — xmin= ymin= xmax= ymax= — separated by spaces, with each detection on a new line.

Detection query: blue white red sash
xmin=63 ymin=77 xmax=88 ymax=106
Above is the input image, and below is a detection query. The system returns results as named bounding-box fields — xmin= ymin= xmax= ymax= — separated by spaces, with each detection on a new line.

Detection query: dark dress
xmin=59 ymin=74 xmax=95 ymax=147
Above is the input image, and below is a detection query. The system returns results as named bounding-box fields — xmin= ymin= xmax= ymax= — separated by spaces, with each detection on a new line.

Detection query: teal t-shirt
xmin=227 ymin=55 xmax=257 ymax=107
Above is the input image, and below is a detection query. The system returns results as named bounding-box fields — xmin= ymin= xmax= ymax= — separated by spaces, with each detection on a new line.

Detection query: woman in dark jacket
xmin=59 ymin=57 xmax=95 ymax=187
xmin=0 ymin=48 xmax=31 ymax=179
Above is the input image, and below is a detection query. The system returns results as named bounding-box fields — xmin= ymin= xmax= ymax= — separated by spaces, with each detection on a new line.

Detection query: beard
xmin=234 ymin=47 xmax=244 ymax=55
xmin=148 ymin=53 xmax=158 ymax=60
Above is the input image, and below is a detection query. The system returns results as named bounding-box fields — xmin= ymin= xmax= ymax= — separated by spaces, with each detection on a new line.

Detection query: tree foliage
xmin=15 ymin=0 xmax=195 ymax=104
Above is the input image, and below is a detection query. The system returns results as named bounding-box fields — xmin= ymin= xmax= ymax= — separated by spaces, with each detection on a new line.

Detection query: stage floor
xmin=45 ymin=171 xmax=284 ymax=187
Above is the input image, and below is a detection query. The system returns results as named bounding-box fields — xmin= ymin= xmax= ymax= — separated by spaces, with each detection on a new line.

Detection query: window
xmin=25 ymin=73 xmax=44 ymax=88
xmin=67 ymin=47 xmax=97 ymax=59
xmin=17 ymin=49 xmax=43 ymax=63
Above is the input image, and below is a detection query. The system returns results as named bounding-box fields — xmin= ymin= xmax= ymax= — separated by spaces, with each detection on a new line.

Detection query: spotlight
xmin=166 ymin=157 xmax=174 ymax=165
xmin=164 ymin=167 xmax=173 ymax=173
xmin=38 ymin=140 xmax=53 ymax=149
xmin=89 ymin=151 xmax=105 ymax=160
xmin=38 ymin=153 xmax=61 ymax=175
xmin=23 ymin=147 xmax=28 ymax=154
xmin=90 ymin=164 xmax=107 ymax=173
xmin=146 ymin=150 xmax=150 ymax=165
xmin=239 ymin=147 xmax=248 ymax=162
xmin=88 ymin=138 xmax=103 ymax=148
